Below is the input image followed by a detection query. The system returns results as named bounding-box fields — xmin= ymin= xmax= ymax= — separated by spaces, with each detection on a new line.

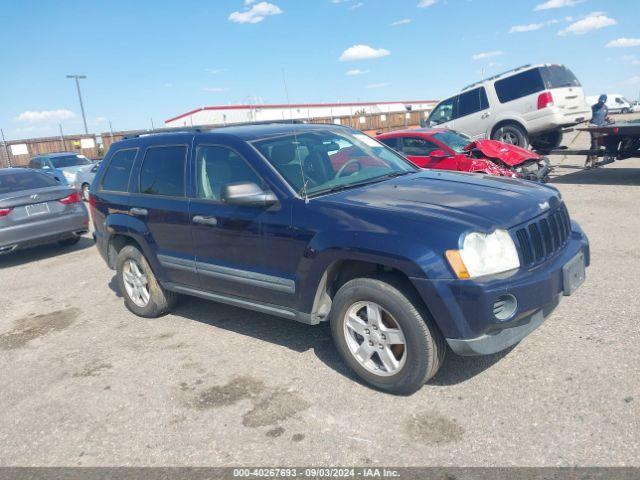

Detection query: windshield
xmin=432 ymin=130 xmax=471 ymax=153
xmin=254 ymin=129 xmax=416 ymax=197
xmin=0 ymin=171 xmax=58 ymax=195
xmin=50 ymin=155 xmax=91 ymax=168
xmin=540 ymin=65 xmax=581 ymax=89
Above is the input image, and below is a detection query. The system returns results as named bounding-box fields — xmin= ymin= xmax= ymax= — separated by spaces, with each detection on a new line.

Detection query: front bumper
xmin=0 ymin=206 xmax=89 ymax=253
xmin=412 ymin=224 xmax=590 ymax=356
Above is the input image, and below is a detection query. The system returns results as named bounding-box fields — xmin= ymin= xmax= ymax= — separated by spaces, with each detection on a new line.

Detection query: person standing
xmin=585 ymin=94 xmax=610 ymax=169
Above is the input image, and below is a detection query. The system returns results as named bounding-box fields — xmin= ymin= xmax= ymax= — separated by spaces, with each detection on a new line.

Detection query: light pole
xmin=66 ymin=74 xmax=88 ymax=134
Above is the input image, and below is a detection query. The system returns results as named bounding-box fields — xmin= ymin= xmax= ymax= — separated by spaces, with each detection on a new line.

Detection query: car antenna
xmin=282 ymin=68 xmax=309 ymax=204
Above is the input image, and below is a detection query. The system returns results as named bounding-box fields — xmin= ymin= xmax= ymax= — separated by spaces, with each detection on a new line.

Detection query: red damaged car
xmin=376 ymin=128 xmax=551 ymax=182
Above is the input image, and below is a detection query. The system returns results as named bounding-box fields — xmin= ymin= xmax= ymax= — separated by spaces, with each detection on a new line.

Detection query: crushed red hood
xmin=463 ymin=139 xmax=541 ymax=166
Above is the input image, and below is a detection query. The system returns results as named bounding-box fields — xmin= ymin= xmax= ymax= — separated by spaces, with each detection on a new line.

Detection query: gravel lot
xmin=1 ymin=117 xmax=639 ymax=467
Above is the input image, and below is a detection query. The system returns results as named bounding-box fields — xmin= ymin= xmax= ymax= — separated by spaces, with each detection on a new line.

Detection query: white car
xmin=630 ymin=101 xmax=640 ymax=113
xmin=427 ymin=64 xmax=592 ymax=150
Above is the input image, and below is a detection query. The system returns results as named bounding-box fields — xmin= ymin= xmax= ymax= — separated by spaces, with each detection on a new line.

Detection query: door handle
xmin=193 ymin=215 xmax=218 ymax=226
xmin=481 ymin=112 xmax=491 ymax=119
xmin=129 ymin=207 xmax=148 ymax=217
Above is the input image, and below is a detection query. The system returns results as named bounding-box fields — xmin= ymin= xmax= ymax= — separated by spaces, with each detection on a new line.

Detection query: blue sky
xmin=1 ymin=0 xmax=638 ymax=140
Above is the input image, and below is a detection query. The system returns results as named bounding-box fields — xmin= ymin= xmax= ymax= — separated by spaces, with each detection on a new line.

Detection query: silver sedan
xmin=0 ymin=168 xmax=88 ymax=255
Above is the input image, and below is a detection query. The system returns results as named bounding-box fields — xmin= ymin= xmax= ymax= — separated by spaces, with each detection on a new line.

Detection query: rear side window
xmin=379 ymin=137 xmax=401 ymax=150
xmin=139 ymin=145 xmax=187 ymax=197
xmin=101 ymin=149 xmax=137 ymax=192
xmin=456 ymin=87 xmax=489 ymax=118
xmin=495 ymin=69 xmax=545 ymax=103
xmin=0 ymin=171 xmax=58 ymax=194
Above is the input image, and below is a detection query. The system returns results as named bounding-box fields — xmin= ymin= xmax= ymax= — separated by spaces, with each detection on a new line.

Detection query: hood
xmin=55 ymin=164 xmax=93 ymax=175
xmin=317 ymin=170 xmax=561 ymax=229
xmin=464 ymin=140 xmax=541 ymax=166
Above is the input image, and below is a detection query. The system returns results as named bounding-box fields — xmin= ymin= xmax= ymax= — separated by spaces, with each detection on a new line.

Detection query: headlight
xmin=62 ymin=171 xmax=75 ymax=179
xmin=446 ymin=229 xmax=520 ymax=279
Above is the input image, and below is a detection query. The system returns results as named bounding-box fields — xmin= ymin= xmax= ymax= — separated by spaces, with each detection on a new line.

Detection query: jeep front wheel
xmin=330 ymin=276 xmax=445 ymax=395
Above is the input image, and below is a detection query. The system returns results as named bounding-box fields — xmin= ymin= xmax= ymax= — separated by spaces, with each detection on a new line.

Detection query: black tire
xmin=492 ymin=123 xmax=529 ymax=148
xmin=116 ymin=245 xmax=177 ymax=318
xmin=58 ymin=236 xmax=81 ymax=247
xmin=530 ymin=130 xmax=563 ymax=152
xmin=622 ymin=108 xmax=629 ymax=114
xmin=329 ymin=276 xmax=445 ymax=395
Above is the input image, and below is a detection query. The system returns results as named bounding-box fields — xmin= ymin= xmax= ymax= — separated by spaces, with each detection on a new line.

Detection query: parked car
xmin=586 ymin=94 xmax=632 ymax=114
xmin=28 ymin=152 xmax=95 ymax=187
xmin=0 ymin=168 xmax=88 ymax=255
xmin=376 ymin=128 xmax=551 ymax=182
xmin=91 ymin=123 xmax=589 ymax=395
xmin=629 ymin=101 xmax=640 ymax=113
xmin=426 ymin=64 xmax=592 ymax=150
xmin=74 ymin=161 xmax=101 ymax=201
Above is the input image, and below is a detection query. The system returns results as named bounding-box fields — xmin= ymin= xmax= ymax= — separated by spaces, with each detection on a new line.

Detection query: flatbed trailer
xmin=542 ymin=120 xmax=640 ymax=164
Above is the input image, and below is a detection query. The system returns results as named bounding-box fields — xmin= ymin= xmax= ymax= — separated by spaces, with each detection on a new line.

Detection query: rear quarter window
xmin=495 ymin=68 xmax=545 ymax=103
xmin=101 ymin=148 xmax=138 ymax=192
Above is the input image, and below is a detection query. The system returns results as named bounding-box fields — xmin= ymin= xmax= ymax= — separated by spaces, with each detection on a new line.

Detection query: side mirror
xmin=430 ymin=149 xmax=448 ymax=158
xmin=221 ymin=182 xmax=277 ymax=207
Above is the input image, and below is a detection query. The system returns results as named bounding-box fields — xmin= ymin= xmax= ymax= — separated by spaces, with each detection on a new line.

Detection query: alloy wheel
xmin=122 ymin=259 xmax=150 ymax=307
xmin=343 ymin=301 xmax=407 ymax=377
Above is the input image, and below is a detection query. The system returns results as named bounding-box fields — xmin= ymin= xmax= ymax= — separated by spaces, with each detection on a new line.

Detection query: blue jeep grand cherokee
xmin=91 ymin=122 xmax=589 ymax=394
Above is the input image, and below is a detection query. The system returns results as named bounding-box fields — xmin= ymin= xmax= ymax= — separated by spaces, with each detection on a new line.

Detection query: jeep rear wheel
xmin=330 ymin=276 xmax=445 ymax=395
xmin=116 ymin=245 xmax=177 ymax=318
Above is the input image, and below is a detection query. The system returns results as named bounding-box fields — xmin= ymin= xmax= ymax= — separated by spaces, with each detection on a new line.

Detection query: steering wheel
xmin=336 ymin=159 xmax=363 ymax=178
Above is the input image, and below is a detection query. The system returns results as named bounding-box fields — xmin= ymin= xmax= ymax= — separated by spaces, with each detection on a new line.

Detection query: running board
xmin=163 ymin=283 xmax=318 ymax=325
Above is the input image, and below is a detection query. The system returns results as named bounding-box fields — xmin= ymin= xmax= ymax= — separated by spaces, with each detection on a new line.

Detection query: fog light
xmin=493 ymin=294 xmax=517 ymax=321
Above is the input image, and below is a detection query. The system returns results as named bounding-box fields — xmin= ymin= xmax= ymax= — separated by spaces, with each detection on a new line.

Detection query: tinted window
xmin=495 ymin=68 xmax=544 ymax=103
xmin=101 ymin=149 xmax=137 ymax=192
xmin=540 ymin=65 xmax=580 ymax=89
xmin=29 ymin=158 xmax=43 ymax=169
xmin=196 ymin=146 xmax=264 ymax=201
xmin=401 ymin=137 xmax=441 ymax=156
xmin=456 ymin=87 xmax=489 ymax=118
xmin=428 ymin=97 xmax=455 ymax=125
xmin=139 ymin=146 xmax=187 ymax=196
xmin=50 ymin=155 xmax=91 ymax=168
xmin=379 ymin=137 xmax=401 ymax=151
xmin=0 ymin=171 xmax=58 ymax=195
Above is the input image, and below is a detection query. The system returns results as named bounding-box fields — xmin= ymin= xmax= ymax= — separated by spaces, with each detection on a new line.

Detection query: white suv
xmin=426 ymin=64 xmax=592 ymax=150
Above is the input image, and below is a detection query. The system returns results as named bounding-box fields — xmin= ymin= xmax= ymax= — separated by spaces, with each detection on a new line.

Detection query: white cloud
xmin=205 ymin=68 xmax=228 ymax=74
xmin=534 ymin=0 xmax=585 ymax=11
xmin=472 ymin=50 xmax=504 ymax=60
xmin=339 ymin=44 xmax=390 ymax=61
xmin=606 ymin=38 xmax=640 ymax=48
xmin=229 ymin=2 xmax=282 ymax=24
xmin=350 ymin=2 xmax=363 ymax=9
xmin=390 ymin=18 xmax=412 ymax=26
xmin=16 ymin=109 xmax=75 ymax=123
xmin=244 ymin=0 xmax=256 ymax=4
xmin=201 ymin=87 xmax=229 ymax=92
xmin=346 ymin=69 xmax=370 ymax=76
xmin=418 ymin=0 xmax=437 ymax=7
xmin=558 ymin=12 xmax=616 ymax=36
xmin=509 ymin=23 xmax=544 ymax=33
xmin=365 ymin=83 xmax=391 ymax=89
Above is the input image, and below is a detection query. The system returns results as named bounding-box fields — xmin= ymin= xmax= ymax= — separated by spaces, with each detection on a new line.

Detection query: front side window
xmin=254 ymin=128 xmax=416 ymax=197
xmin=0 ymin=171 xmax=58 ymax=194
xmin=139 ymin=146 xmax=187 ymax=197
xmin=401 ymin=137 xmax=441 ymax=156
xmin=196 ymin=146 xmax=264 ymax=201
xmin=456 ymin=87 xmax=489 ymax=118
xmin=379 ymin=137 xmax=400 ymax=151
xmin=427 ymin=97 xmax=455 ymax=125
xmin=101 ymin=149 xmax=137 ymax=192
xmin=495 ymin=69 xmax=545 ymax=103
xmin=50 ymin=155 xmax=91 ymax=168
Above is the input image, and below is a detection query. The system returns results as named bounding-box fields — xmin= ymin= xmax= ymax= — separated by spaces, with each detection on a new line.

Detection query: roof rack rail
xmin=461 ymin=64 xmax=533 ymax=91
xmin=122 ymin=119 xmax=307 ymax=139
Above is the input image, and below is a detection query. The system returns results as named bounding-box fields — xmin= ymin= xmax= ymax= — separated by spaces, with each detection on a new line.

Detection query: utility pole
xmin=59 ymin=124 xmax=66 ymax=151
xmin=150 ymin=118 xmax=155 ymax=131
xmin=66 ymin=74 xmax=88 ymax=134
xmin=1 ymin=128 xmax=11 ymax=168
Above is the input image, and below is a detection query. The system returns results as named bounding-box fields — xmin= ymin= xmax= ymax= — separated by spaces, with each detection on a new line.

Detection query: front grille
xmin=514 ymin=203 xmax=571 ymax=267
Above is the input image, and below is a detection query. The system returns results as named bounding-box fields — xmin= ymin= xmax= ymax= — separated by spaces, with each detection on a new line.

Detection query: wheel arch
xmin=490 ymin=118 xmax=528 ymax=139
